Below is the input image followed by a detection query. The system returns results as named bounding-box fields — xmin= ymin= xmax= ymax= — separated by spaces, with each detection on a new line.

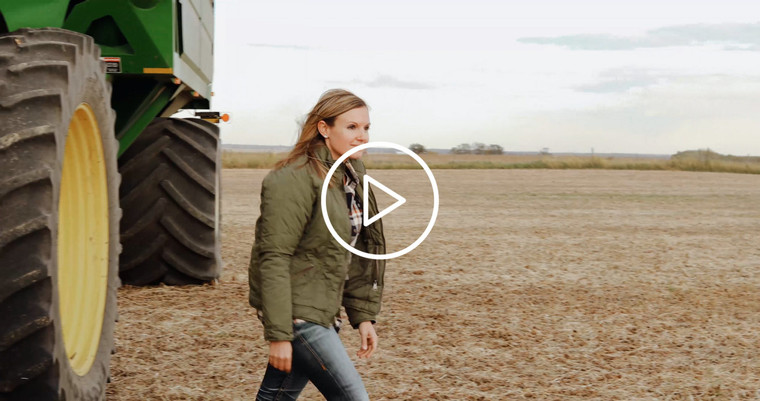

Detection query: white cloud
xmin=331 ymin=75 xmax=437 ymax=90
xmin=518 ymin=22 xmax=760 ymax=50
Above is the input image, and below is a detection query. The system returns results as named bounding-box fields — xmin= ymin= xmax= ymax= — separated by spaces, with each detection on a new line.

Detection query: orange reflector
xmin=172 ymin=77 xmax=181 ymax=85
xmin=192 ymin=91 xmax=200 ymax=98
xmin=221 ymin=113 xmax=230 ymax=122
xmin=143 ymin=67 xmax=173 ymax=74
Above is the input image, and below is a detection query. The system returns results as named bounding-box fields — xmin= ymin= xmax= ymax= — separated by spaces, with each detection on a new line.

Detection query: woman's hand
xmin=356 ymin=321 xmax=378 ymax=359
xmin=269 ymin=340 xmax=293 ymax=372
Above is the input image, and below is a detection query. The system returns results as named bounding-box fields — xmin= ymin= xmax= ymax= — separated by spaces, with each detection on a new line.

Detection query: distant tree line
xmin=672 ymin=148 xmax=760 ymax=163
xmin=450 ymin=142 xmax=504 ymax=155
xmin=409 ymin=143 xmax=426 ymax=154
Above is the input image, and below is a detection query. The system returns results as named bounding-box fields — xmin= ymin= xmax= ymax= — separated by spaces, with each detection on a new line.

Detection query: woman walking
xmin=249 ymin=89 xmax=386 ymax=400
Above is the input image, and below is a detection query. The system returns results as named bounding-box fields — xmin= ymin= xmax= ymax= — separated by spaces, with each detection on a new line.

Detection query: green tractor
xmin=0 ymin=0 xmax=222 ymax=399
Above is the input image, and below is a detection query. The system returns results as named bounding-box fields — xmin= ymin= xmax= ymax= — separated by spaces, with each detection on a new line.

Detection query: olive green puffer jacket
xmin=248 ymin=145 xmax=386 ymax=341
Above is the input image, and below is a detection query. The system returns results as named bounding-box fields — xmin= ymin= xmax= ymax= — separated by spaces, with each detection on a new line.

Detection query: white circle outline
xmin=320 ymin=142 xmax=439 ymax=260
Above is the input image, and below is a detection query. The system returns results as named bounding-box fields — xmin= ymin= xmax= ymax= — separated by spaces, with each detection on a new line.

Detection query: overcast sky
xmin=211 ymin=0 xmax=760 ymax=155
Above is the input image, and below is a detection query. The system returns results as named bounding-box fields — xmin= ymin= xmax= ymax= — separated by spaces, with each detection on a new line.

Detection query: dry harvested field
xmin=107 ymin=169 xmax=760 ymax=400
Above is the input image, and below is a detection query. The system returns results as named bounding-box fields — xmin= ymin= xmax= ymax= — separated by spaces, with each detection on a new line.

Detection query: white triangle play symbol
xmin=364 ymin=175 xmax=406 ymax=227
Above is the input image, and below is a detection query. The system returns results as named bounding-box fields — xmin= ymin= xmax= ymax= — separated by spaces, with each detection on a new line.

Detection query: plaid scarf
xmin=343 ymin=161 xmax=363 ymax=247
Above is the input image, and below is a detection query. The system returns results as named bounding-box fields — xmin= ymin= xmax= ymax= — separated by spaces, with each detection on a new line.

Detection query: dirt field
xmin=106 ymin=169 xmax=760 ymax=400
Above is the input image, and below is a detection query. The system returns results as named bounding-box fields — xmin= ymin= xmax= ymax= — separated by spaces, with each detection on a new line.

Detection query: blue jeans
xmin=256 ymin=321 xmax=369 ymax=401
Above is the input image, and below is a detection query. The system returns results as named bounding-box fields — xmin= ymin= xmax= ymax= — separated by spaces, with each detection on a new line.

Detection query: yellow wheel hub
xmin=57 ymin=103 xmax=109 ymax=376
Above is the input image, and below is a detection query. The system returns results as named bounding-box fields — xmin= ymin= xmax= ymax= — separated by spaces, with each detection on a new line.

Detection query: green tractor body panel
xmin=0 ymin=0 xmax=215 ymax=155
xmin=0 ymin=0 xmax=69 ymax=31
xmin=64 ymin=0 xmax=174 ymax=74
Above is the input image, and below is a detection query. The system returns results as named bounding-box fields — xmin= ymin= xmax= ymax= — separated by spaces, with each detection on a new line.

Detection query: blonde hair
xmin=276 ymin=89 xmax=368 ymax=177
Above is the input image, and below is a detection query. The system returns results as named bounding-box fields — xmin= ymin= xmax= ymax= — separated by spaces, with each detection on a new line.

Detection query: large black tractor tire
xmin=118 ymin=118 xmax=222 ymax=285
xmin=0 ymin=29 xmax=119 ymax=400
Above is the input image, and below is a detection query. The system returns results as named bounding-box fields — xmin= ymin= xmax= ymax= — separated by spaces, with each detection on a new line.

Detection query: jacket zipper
xmin=372 ymin=260 xmax=378 ymax=290
xmin=365 ymin=185 xmax=382 ymax=291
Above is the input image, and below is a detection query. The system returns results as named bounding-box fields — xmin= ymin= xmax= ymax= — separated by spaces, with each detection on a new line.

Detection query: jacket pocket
xmin=290 ymin=256 xmax=316 ymax=299
xmin=292 ymin=265 xmax=314 ymax=279
xmin=291 ymin=256 xmax=335 ymax=313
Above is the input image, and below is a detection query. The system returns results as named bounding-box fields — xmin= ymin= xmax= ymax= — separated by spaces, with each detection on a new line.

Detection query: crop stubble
xmin=107 ymin=169 xmax=760 ymax=400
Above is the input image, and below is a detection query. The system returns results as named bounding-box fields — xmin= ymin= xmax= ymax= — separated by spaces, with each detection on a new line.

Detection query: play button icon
xmin=321 ymin=141 xmax=439 ymax=260
xmin=363 ymin=175 xmax=406 ymax=226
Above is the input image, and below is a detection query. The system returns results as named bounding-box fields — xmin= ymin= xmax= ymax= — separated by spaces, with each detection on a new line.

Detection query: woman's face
xmin=320 ymin=106 xmax=370 ymax=160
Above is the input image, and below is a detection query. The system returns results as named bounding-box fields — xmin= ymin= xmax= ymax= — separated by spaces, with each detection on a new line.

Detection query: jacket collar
xmin=313 ymin=144 xmax=367 ymax=176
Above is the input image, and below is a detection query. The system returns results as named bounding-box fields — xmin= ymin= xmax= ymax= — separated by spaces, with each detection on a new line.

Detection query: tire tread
xmin=118 ymin=118 xmax=221 ymax=285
